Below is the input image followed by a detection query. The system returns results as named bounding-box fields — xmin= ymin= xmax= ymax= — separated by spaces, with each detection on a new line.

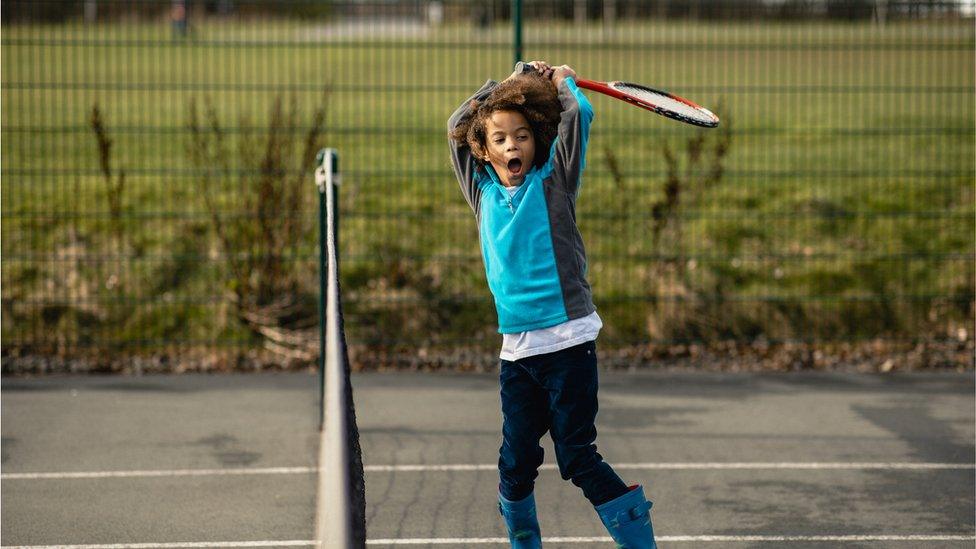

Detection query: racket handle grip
xmin=514 ymin=61 xmax=535 ymax=74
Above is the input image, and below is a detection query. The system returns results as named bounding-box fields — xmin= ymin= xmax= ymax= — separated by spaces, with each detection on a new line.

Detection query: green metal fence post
xmin=513 ymin=0 xmax=523 ymax=66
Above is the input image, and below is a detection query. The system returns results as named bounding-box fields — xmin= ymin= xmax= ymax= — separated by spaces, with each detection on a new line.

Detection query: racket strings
xmin=611 ymin=83 xmax=716 ymax=125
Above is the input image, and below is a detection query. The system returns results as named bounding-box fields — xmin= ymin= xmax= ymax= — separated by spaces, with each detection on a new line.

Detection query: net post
xmin=313 ymin=147 xmax=352 ymax=548
xmin=314 ymin=150 xmax=327 ymax=432
xmin=315 ymin=148 xmax=342 ymax=431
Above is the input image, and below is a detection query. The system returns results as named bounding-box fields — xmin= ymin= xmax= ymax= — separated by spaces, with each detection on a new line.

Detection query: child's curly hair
xmin=450 ymin=73 xmax=561 ymax=171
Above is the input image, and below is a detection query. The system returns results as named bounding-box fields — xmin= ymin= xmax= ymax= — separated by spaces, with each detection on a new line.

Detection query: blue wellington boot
xmin=498 ymin=491 xmax=542 ymax=548
xmin=594 ymin=485 xmax=657 ymax=549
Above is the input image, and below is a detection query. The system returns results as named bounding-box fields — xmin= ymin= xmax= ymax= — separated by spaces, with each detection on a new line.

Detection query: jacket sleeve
xmin=549 ymin=76 xmax=594 ymax=197
xmin=448 ymin=79 xmax=498 ymax=213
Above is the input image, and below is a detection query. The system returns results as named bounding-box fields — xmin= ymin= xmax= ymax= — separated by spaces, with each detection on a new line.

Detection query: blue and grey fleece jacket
xmin=448 ymin=77 xmax=595 ymax=334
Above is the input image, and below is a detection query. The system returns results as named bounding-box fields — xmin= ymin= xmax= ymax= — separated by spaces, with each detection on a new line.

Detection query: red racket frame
xmin=575 ymin=78 xmax=719 ymax=128
xmin=514 ymin=62 xmax=719 ymax=128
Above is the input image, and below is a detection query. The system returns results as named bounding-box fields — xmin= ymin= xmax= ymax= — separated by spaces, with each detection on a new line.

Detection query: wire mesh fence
xmin=2 ymin=0 xmax=974 ymax=371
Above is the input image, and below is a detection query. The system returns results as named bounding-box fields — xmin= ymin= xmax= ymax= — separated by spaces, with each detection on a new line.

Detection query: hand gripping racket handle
xmin=516 ymin=61 xmax=582 ymax=79
xmin=514 ymin=61 xmax=594 ymax=87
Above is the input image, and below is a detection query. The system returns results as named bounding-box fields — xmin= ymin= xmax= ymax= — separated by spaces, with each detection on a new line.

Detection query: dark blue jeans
xmin=498 ymin=340 xmax=629 ymax=507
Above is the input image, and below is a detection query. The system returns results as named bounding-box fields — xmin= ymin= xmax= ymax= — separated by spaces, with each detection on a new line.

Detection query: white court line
xmin=1 ymin=544 xmax=311 ymax=549
xmin=4 ymin=535 xmax=976 ymax=548
xmin=0 ymin=467 xmax=316 ymax=480
xmin=3 ymin=462 xmax=973 ymax=480
xmin=364 ymin=462 xmax=976 ymax=472
xmin=367 ymin=535 xmax=976 ymax=544
xmin=369 ymin=535 xmax=976 ymax=544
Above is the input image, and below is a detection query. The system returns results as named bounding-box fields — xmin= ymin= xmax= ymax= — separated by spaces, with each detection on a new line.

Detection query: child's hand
xmin=551 ymin=65 xmax=577 ymax=88
xmin=505 ymin=60 xmax=554 ymax=81
xmin=504 ymin=61 xmax=576 ymax=88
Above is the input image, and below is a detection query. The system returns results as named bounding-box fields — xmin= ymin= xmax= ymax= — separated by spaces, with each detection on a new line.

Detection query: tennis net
xmin=315 ymin=149 xmax=366 ymax=548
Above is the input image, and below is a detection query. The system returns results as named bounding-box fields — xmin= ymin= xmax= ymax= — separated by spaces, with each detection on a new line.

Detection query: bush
xmin=185 ymin=92 xmax=328 ymax=361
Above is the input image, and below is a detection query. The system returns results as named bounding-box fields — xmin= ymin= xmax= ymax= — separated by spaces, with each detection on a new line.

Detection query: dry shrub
xmin=185 ymin=92 xmax=328 ymax=362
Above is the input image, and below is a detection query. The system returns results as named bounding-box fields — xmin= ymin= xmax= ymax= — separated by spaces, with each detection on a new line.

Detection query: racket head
xmin=601 ymin=81 xmax=720 ymax=128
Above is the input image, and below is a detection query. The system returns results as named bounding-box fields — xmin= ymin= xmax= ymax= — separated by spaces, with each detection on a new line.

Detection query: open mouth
xmin=507 ymin=158 xmax=523 ymax=176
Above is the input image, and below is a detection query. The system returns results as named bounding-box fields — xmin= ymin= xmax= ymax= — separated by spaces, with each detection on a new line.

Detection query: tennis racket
xmin=515 ymin=61 xmax=719 ymax=128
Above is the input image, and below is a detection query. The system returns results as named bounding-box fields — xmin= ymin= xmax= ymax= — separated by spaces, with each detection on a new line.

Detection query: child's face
xmin=484 ymin=110 xmax=535 ymax=187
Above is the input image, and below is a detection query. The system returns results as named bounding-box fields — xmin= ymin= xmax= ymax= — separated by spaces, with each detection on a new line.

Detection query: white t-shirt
xmin=500 ymin=310 xmax=603 ymax=361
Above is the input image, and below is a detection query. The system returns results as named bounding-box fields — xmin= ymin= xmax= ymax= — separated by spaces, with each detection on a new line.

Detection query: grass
xmin=1 ymin=17 xmax=973 ymax=365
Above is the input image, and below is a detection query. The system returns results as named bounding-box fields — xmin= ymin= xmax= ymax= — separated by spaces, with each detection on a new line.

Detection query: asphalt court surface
xmin=2 ymin=370 xmax=974 ymax=548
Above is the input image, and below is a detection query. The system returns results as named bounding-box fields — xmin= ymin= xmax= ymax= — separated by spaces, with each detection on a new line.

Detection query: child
xmin=448 ymin=61 xmax=658 ymax=549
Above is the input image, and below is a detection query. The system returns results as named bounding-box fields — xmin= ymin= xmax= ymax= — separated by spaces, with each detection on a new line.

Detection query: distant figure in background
xmin=448 ymin=61 xmax=658 ymax=549
xmin=473 ymin=4 xmax=491 ymax=29
xmin=171 ymin=0 xmax=188 ymax=39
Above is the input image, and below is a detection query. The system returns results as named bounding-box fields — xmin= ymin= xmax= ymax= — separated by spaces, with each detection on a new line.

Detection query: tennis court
xmin=2 ymin=1 xmax=975 ymax=548
xmin=2 ymin=370 xmax=974 ymax=548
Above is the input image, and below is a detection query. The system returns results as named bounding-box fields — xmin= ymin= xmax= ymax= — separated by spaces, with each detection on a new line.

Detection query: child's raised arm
xmin=549 ymin=64 xmax=594 ymax=198
xmin=448 ymin=80 xmax=497 ymax=213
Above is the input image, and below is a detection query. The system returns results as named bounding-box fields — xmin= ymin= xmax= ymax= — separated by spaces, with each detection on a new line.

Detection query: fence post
xmin=513 ymin=0 xmax=523 ymax=66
